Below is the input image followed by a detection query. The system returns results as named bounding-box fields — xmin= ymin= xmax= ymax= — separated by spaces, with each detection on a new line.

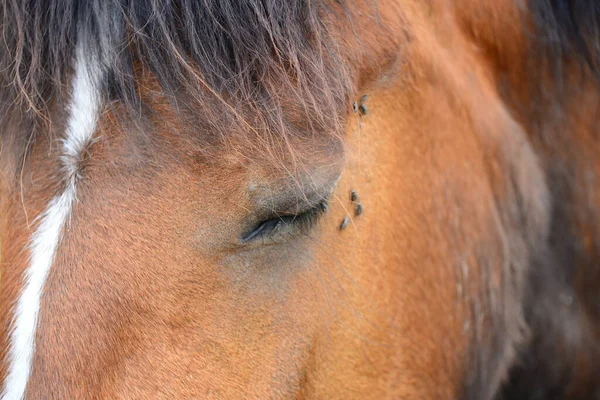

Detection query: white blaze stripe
xmin=2 ymin=47 xmax=103 ymax=400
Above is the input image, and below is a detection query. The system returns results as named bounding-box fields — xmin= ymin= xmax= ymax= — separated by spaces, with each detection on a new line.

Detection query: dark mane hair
xmin=496 ymin=2 xmax=600 ymax=399
xmin=528 ymin=0 xmax=600 ymax=78
xmin=0 ymin=0 xmax=352 ymax=142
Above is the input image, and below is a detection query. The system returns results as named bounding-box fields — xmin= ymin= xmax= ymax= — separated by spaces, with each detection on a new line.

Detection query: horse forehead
xmin=94 ymin=91 xmax=346 ymax=192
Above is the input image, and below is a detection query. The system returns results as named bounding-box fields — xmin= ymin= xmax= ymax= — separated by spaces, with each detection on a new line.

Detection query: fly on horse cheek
xmin=1 ymin=0 xmax=600 ymax=399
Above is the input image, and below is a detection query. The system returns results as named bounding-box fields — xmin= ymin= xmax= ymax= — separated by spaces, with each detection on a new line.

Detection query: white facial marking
xmin=2 ymin=46 xmax=103 ymax=400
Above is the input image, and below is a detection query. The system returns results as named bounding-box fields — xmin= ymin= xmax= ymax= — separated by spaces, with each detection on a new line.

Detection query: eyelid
xmin=241 ymin=217 xmax=282 ymax=242
xmin=241 ymin=201 xmax=327 ymax=243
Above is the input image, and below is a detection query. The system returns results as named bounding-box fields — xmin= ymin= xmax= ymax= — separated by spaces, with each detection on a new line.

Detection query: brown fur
xmin=1 ymin=1 xmax=599 ymax=398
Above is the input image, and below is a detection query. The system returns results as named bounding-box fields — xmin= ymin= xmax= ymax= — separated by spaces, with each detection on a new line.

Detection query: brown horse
xmin=1 ymin=0 xmax=599 ymax=398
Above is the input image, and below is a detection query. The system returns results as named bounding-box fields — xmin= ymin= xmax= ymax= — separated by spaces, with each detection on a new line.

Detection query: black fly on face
xmin=358 ymin=94 xmax=368 ymax=116
xmin=350 ymin=189 xmax=363 ymax=216
xmin=353 ymin=94 xmax=369 ymax=115
xmin=355 ymin=203 xmax=363 ymax=216
xmin=340 ymin=215 xmax=350 ymax=230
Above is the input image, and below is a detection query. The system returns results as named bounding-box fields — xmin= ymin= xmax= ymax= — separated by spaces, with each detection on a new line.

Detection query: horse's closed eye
xmin=241 ymin=201 xmax=327 ymax=243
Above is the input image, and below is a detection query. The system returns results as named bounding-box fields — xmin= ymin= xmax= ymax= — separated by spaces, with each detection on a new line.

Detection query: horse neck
xmin=459 ymin=2 xmax=600 ymax=395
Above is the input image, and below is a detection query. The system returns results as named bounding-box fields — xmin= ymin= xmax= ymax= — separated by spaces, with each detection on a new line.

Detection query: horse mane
xmin=529 ymin=0 xmax=600 ymax=77
xmin=0 ymin=0 xmax=352 ymax=142
xmin=494 ymin=2 xmax=600 ymax=399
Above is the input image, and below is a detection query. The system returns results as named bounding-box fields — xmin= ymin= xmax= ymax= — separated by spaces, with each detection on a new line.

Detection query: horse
xmin=1 ymin=0 xmax=599 ymax=398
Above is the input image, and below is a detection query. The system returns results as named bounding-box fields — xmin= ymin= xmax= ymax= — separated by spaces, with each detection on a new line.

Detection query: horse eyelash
xmin=242 ymin=201 xmax=328 ymax=242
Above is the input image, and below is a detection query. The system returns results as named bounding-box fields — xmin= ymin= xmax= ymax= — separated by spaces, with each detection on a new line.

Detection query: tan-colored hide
xmin=1 ymin=0 xmax=598 ymax=399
